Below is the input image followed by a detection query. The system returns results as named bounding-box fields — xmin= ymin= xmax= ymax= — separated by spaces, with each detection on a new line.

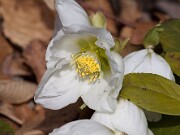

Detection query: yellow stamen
xmin=72 ymin=53 xmax=101 ymax=82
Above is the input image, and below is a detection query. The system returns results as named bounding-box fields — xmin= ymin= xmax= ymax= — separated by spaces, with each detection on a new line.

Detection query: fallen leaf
xmin=43 ymin=0 xmax=55 ymax=11
xmin=0 ymin=0 xmax=54 ymax=48
xmin=23 ymin=129 xmax=45 ymax=135
xmin=0 ymin=102 xmax=23 ymax=125
xmin=15 ymin=105 xmax=45 ymax=135
xmin=119 ymin=0 xmax=142 ymax=23
xmin=36 ymin=99 xmax=89 ymax=134
xmin=131 ymin=22 xmax=156 ymax=45
xmin=0 ymin=80 xmax=37 ymax=104
xmin=2 ymin=52 xmax=31 ymax=77
xmin=14 ymin=103 xmax=36 ymax=124
xmin=154 ymin=12 xmax=170 ymax=23
xmin=0 ymin=36 xmax=13 ymax=64
xmin=120 ymin=26 xmax=133 ymax=39
xmin=156 ymin=1 xmax=180 ymax=19
xmin=0 ymin=35 xmax=13 ymax=79
xmin=120 ymin=22 xmax=156 ymax=45
xmin=23 ymin=40 xmax=47 ymax=83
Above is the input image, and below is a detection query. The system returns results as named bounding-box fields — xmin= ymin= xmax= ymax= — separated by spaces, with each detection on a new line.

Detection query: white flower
xmin=91 ymin=98 xmax=153 ymax=135
xmin=123 ymin=49 xmax=175 ymax=81
xmin=49 ymin=120 xmax=117 ymax=135
xmin=123 ymin=48 xmax=175 ymax=122
xmin=34 ymin=0 xmax=124 ymax=112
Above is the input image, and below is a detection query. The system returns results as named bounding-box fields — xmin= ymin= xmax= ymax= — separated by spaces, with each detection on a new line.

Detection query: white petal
xmin=55 ymin=0 xmax=90 ymax=28
xmin=151 ymin=51 xmax=175 ymax=81
xmin=34 ymin=65 xmax=81 ymax=110
xmin=46 ymin=32 xmax=83 ymax=68
xmin=81 ymin=78 xmax=117 ymax=112
xmin=62 ymin=25 xmax=115 ymax=48
xmin=123 ymin=49 xmax=174 ymax=81
xmin=108 ymin=51 xmax=124 ymax=96
xmin=46 ymin=25 xmax=115 ymax=68
xmin=91 ymin=98 xmax=151 ymax=135
xmin=45 ymin=29 xmax=65 ymax=67
xmin=49 ymin=120 xmax=114 ymax=135
xmin=148 ymin=129 xmax=154 ymax=135
xmin=123 ymin=49 xmax=150 ymax=75
xmin=46 ymin=32 xmax=97 ymax=68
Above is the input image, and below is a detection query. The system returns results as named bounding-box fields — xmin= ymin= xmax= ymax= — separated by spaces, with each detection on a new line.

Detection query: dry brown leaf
xmin=14 ymin=103 xmax=36 ymax=124
xmin=0 ymin=80 xmax=37 ymax=104
xmin=0 ymin=35 xmax=13 ymax=79
xmin=120 ymin=22 xmax=156 ymax=45
xmin=0 ymin=36 xmax=13 ymax=63
xmin=1 ymin=0 xmax=54 ymax=48
xmin=43 ymin=0 xmax=55 ymax=11
xmin=130 ymin=22 xmax=156 ymax=45
xmin=119 ymin=0 xmax=142 ymax=23
xmin=22 ymin=130 xmax=45 ymax=135
xmin=120 ymin=26 xmax=133 ymax=39
xmin=15 ymin=105 xmax=45 ymax=135
xmin=36 ymin=100 xmax=86 ymax=134
xmin=23 ymin=40 xmax=47 ymax=83
xmin=154 ymin=12 xmax=170 ymax=23
xmin=2 ymin=52 xmax=31 ymax=76
xmin=0 ymin=102 xmax=23 ymax=125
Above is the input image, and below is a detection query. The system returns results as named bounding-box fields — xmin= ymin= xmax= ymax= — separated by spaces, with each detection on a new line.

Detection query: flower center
xmin=72 ymin=53 xmax=101 ymax=82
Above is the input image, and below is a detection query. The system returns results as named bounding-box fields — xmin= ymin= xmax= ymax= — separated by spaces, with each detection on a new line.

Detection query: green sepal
xmin=112 ymin=38 xmax=130 ymax=53
xmin=143 ymin=25 xmax=164 ymax=48
xmin=119 ymin=73 xmax=180 ymax=115
xmin=90 ymin=12 xmax=106 ymax=28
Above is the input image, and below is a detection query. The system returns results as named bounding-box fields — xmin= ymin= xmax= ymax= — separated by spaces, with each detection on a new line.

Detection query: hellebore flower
xmin=49 ymin=120 xmax=124 ymax=135
xmin=91 ymin=98 xmax=153 ymax=135
xmin=34 ymin=0 xmax=124 ymax=112
xmin=123 ymin=48 xmax=175 ymax=122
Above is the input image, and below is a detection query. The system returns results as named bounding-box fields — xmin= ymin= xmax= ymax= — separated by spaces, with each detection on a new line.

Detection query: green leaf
xmin=90 ymin=12 xmax=106 ymax=28
xmin=165 ymin=52 xmax=180 ymax=76
xmin=0 ymin=120 xmax=14 ymax=135
xmin=120 ymin=73 xmax=180 ymax=115
xmin=149 ymin=115 xmax=180 ymax=135
xmin=160 ymin=19 xmax=180 ymax=52
xmin=143 ymin=26 xmax=164 ymax=48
